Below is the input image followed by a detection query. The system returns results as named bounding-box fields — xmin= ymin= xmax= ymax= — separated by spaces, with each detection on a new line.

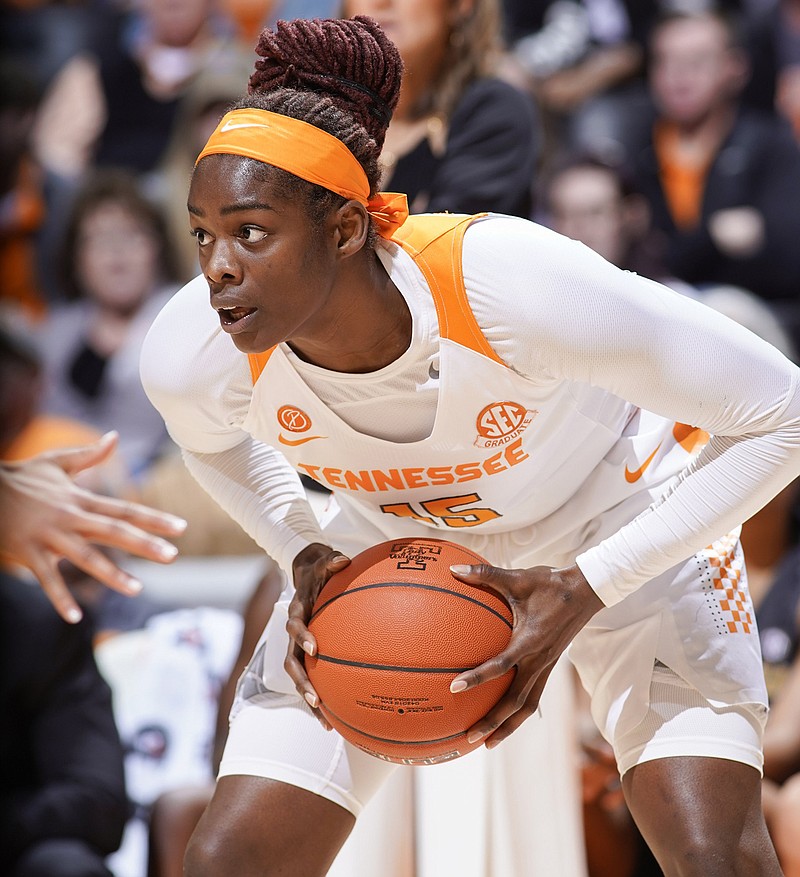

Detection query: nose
xmin=203 ymin=239 xmax=242 ymax=286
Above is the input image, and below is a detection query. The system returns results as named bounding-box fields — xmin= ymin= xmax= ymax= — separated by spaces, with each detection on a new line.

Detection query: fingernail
xmin=303 ymin=640 xmax=315 ymax=656
xmin=467 ymin=729 xmax=487 ymax=744
xmin=450 ymin=564 xmax=471 ymax=575
xmin=450 ymin=679 xmax=467 ymax=693
xmin=127 ymin=578 xmax=143 ymax=593
xmin=485 ymin=738 xmax=500 ymax=750
xmin=158 ymin=544 xmax=179 ymax=560
xmin=304 ymin=691 xmax=319 ymax=709
xmin=66 ymin=607 xmax=82 ymax=623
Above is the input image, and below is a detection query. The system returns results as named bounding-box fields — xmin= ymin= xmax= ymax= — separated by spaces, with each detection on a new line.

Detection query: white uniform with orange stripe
xmin=142 ymin=212 xmax=800 ymax=876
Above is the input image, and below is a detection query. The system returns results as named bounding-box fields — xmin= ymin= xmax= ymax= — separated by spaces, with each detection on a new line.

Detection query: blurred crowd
xmin=1 ymin=1 xmax=800 ymax=876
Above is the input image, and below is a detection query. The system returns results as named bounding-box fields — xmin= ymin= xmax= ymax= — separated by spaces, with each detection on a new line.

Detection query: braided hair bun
xmin=250 ymin=16 xmax=401 ymax=147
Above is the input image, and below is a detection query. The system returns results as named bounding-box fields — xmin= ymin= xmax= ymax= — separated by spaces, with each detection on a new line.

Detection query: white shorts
xmin=221 ymin=416 xmax=770 ymax=816
xmin=614 ymin=662 xmax=766 ymax=777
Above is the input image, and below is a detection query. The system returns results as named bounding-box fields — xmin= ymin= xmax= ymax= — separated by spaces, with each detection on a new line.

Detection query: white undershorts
xmin=613 ymin=662 xmax=766 ymax=778
xmin=219 ymin=692 xmax=397 ymax=816
xmin=219 ymin=661 xmax=766 ymax=818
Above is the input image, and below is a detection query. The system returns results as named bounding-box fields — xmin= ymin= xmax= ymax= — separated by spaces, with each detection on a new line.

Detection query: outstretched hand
xmin=0 ymin=432 xmax=187 ymax=623
xmin=284 ymin=542 xmax=351 ymax=727
xmin=449 ymin=561 xmax=604 ymax=748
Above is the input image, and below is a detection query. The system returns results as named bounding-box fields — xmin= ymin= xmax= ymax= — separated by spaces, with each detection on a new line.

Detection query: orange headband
xmin=196 ymin=108 xmax=408 ymax=237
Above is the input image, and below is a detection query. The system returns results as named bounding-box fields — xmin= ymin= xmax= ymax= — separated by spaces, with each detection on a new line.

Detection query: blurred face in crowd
xmin=343 ymin=0 xmax=465 ymax=76
xmin=141 ymin=0 xmax=214 ymax=46
xmin=649 ymin=15 xmax=748 ymax=127
xmin=548 ymin=165 xmax=631 ymax=267
xmin=76 ymin=202 xmax=161 ymax=313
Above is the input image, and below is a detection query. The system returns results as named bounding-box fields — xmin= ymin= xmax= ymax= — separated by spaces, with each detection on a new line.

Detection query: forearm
xmin=181 ymin=438 xmax=325 ymax=573
xmin=579 ymin=415 xmax=800 ymax=605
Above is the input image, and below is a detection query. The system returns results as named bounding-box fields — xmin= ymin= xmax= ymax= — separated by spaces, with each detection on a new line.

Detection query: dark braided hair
xmin=228 ymin=16 xmax=403 ymax=232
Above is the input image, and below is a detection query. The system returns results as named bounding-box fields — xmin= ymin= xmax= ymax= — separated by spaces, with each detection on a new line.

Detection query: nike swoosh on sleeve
xmin=624 ymin=443 xmax=662 ymax=483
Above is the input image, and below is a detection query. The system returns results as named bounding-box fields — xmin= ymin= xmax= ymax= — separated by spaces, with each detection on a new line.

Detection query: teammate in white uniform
xmin=141 ymin=16 xmax=795 ymax=877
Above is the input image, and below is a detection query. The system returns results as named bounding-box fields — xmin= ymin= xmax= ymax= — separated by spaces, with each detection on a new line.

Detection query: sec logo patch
xmin=475 ymin=401 xmax=537 ymax=449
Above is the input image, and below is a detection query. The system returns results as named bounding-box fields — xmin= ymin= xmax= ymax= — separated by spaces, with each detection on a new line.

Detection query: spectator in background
xmin=501 ymin=0 xmax=661 ymax=166
xmin=0 ymin=320 xmax=186 ymax=624
xmin=0 ymin=59 xmax=47 ymax=322
xmin=148 ymin=52 xmax=254 ymax=284
xmin=340 ymin=0 xmax=539 ymax=218
xmin=745 ymin=0 xmax=800 ymax=140
xmin=0 ymin=572 xmax=129 ymax=877
xmin=620 ymin=9 xmax=800 ymax=322
xmin=32 ymin=0 xmax=240 ymax=183
xmin=0 ymin=320 xmax=129 ymax=875
xmin=35 ymin=170 xmax=179 ymax=481
xmin=762 ymin=641 xmax=800 ymax=876
xmin=542 ymin=153 xmax=675 ymax=283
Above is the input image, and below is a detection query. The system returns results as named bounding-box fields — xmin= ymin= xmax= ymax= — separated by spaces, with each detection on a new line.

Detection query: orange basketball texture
xmin=305 ymin=538 xmax=515 ymax=765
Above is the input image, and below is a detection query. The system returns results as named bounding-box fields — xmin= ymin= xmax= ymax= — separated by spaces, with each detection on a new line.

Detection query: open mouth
xmin=218 ymin=306 xmax=257 ymax=326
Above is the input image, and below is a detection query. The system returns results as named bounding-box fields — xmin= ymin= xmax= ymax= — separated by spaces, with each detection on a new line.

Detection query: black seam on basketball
xmin=314 ymin=653 xmax=475 ymax=673
xmin=311 ymin=581 xmax=512 ymax=628
xmin=320 ymin=704 xmax=467 ymax=747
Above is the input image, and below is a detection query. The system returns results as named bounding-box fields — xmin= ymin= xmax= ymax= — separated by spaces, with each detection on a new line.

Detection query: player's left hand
xmin=448 ymin=562 xmax=603 ymax=748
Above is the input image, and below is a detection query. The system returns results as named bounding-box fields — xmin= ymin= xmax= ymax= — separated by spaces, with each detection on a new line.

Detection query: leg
xmin=623 ymin=756 xmax=781 ymax=877
xmin=185 ymin=774 xmax=354 ymax=877
xmin=148 ymin=785 xmax=214 ymax=877
xmin=770 ymin=773 xmax=800 ymax=876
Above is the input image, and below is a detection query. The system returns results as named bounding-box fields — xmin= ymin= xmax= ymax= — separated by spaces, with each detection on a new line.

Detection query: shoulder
xmin=462 ymin=213 xmax=595 ymax=271
xmin=449 ymin=77 xmax=538 ymax=135
xmin=140 ymin=275 xmax=253 ymax=450
xmin=731 ymin=109 xmax=800 ymax=151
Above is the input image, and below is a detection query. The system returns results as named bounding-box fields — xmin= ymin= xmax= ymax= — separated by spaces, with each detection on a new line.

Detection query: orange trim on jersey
xmin=247 ymin=213 xmax=506 ymax=383
xmin=248 ymin=347 xmax=275 ymax=383
xmin=391 ymin=213 xmax=505 ymax=365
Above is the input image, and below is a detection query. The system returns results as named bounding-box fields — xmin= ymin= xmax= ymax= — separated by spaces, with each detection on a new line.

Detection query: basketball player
xmin=0 ymin=432 xmax=186 ymax=622
xmin=141 ymin=15 xmax=795 ymax=877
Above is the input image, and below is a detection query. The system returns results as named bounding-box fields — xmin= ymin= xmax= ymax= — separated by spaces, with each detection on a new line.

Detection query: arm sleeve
xmin=140 ymin=277 xmax=325 ymax=571
xmin=463 ymin=216 xmax=800 ymax=605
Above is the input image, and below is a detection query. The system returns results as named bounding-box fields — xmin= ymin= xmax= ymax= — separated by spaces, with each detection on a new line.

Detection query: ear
xmin=332 ymin=200 xmax=371 ymax=258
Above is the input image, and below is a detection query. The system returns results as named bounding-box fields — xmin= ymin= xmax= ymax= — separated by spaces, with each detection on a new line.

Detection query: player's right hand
xmin=285 ymin=543 xmax=350 ymax=726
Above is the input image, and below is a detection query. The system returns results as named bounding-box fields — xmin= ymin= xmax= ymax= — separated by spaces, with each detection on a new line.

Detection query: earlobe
xmin=335 ymin=201 xmax=370 ymax=257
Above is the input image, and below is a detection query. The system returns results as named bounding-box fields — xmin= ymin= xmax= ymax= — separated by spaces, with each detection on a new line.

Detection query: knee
xmin=184 ymin=825 xmax=248 ymax=877
xmin=656 ymin=824 xmax=778 ymax=877
xmin=184 ymin=829 xmax=220 ymax=877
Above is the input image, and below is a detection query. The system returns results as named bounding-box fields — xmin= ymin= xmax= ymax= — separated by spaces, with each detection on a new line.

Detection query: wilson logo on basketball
xmin=474 ymin=401 xmax=537 ymax=449
xmin=389 ymin=541 xmax=443 ymax=571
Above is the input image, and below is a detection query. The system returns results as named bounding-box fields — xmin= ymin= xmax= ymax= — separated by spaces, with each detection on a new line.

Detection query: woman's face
xmin=188 ymin=154 xmax=342 ymax=356
xmin=342 ymin=0 xmax=455 ymax=74
xmin=76 ymin=202 xmax=161 ymax=312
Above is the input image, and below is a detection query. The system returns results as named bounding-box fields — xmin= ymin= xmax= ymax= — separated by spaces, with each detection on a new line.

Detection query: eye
xmin=240 ymin=226 xmax=268 ymax=243
xmin=191 ymin=227 xmax=212 ymax=246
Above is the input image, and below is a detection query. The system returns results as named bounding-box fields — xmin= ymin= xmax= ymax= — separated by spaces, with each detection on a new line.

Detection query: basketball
xmin=304 ymin=537 xmax=515 ymax=765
